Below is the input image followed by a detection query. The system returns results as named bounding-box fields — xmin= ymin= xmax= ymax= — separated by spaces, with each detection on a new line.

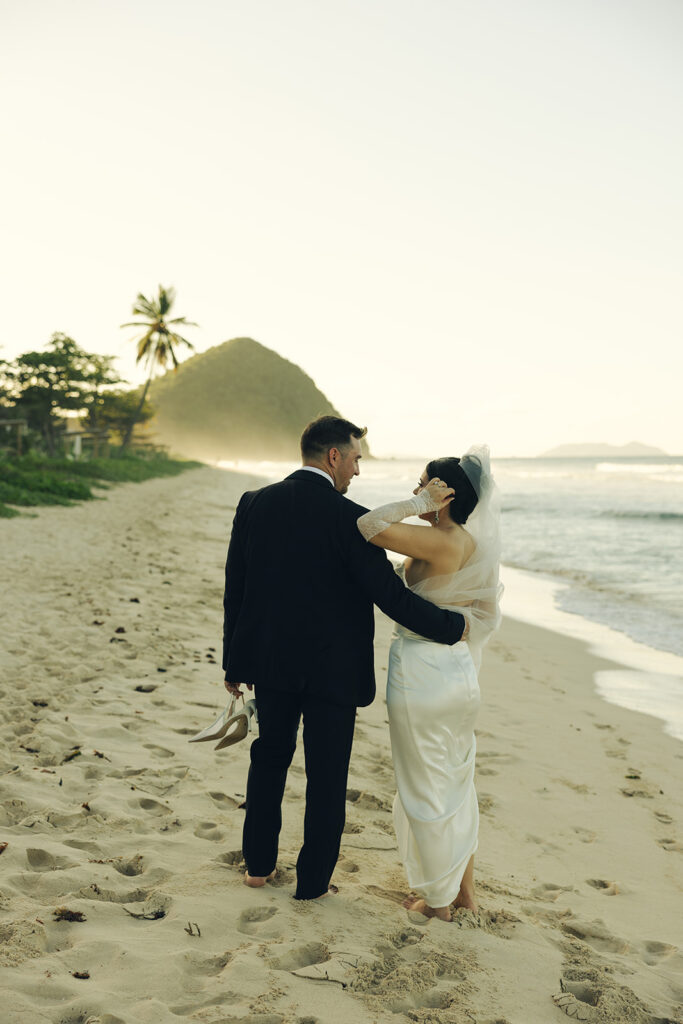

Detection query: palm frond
xmin=169 ymin=332 xmax=194 ymax=350
xmin=157 ymin=285 xmax=176 ymax=317
xmin=132 ymin=293 xmax=158 ymax=319
xmin=167 ymin=317 xmax=199 ymax=327
xmin=136 ymin=329 xmax=156 ymax=362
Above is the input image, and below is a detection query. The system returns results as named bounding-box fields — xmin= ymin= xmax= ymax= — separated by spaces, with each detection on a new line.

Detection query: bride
xmin=357 ymin=446 xmax=502 ymax=921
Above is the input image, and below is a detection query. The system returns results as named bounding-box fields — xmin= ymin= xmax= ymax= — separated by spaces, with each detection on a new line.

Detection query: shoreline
xmin=1 ymin=466 xmax=681 ymax=1023
xmin=501 ymin=565 xmax=683 ymax=744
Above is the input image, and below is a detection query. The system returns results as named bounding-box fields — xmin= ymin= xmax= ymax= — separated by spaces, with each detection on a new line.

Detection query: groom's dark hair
xmin=300 ymin=416 xmax=367 ymax=459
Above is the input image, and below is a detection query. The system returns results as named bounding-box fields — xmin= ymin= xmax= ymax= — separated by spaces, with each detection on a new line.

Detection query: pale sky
xmin=2 ymin=0 xmax=682 ymax=457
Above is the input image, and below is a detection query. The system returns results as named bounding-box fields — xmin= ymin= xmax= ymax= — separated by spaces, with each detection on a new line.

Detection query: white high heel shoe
xmin=214 ymin=698 xmax=258 ymax=750
xmin=187 ymin=695 xmax=257 ymax=746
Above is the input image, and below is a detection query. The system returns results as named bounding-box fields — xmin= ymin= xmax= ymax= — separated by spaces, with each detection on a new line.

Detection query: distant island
xmin=539 ymin=442 xmax=667 ymax=458
xmin=149 ymin=337 xmax=367 ymax=461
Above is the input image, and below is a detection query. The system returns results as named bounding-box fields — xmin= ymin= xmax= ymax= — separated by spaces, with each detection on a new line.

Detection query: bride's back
xmin=404 ymin=526 xmax=476 ymax=589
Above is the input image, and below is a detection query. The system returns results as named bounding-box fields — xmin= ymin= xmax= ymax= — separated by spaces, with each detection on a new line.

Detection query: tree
xmin=0 ymin=334 xmax=121 ymax=455
xmin=85 ymin=388 xmax=154 ymax=442
xmin=120 ymin=285 xmax=197 ymax=450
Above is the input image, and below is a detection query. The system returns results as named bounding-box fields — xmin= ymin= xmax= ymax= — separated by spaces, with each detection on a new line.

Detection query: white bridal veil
xmin=410 ymin=444 xmax=503 ymax=669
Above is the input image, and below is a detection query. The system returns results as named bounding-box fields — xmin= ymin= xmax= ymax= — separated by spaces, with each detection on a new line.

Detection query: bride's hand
xmin=421 ymin=478 xmax=455 ymax=511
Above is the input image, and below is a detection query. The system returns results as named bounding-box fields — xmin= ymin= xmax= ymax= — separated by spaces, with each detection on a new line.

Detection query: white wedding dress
xmin=357 ymin=445 xmax=502 ymax=908
xmin=388 ymin=572 xmax=483 ymax=908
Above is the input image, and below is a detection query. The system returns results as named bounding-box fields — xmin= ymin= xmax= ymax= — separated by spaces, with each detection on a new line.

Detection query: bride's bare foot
xmin=244 ymin=869 xmax=276 ymax=888
xmin=453 ymin=888 xmax=479 ymax=913
xmin=452 ymin=855 xmax=478 ymax=913
xmin=403 ymin=897 xmax=452 ymax=921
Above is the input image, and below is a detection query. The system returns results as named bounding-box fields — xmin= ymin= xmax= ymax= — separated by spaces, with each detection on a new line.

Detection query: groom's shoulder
xmin=238 ymin=477 xmax=287 ymax=503
xmin=340 ymin=495 xmax=371 ymax=521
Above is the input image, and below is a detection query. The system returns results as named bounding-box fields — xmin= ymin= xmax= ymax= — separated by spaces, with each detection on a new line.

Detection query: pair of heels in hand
xmin=188 ymin=694 xmax=258 ymax=750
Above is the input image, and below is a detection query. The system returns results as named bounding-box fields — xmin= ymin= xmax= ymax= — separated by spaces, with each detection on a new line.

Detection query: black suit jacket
xmin=222 ymin=469 xmax=465 ymax=707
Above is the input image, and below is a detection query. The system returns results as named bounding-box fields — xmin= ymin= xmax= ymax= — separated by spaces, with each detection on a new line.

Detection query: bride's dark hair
xmin=425 ymin=456 xmax=479 ymax=524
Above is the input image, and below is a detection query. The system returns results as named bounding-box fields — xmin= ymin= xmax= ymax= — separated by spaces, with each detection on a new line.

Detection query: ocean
xmin=217 ymin=454 xmax=683 ymax=740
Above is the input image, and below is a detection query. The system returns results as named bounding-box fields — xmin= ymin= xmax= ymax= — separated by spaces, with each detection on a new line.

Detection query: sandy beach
xmin=1 ymin=465 xmax=681 ymax=1024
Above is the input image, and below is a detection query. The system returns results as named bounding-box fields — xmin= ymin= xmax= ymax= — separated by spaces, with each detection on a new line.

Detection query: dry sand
xmin=1 ymin=465 xmax=682 ymax=1024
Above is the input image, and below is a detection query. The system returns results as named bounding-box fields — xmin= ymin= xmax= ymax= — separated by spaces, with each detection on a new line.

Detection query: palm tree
xmin=120 ymin=285 xmax=197 ymax=451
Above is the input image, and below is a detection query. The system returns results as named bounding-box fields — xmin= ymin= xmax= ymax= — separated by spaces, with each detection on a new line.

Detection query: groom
xmin=222 ymin=415 xmax=466 ymax=899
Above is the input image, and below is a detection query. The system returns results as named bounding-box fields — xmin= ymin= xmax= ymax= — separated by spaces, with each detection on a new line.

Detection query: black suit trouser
xmin=242 ymin=687 xmax=356 ymax=900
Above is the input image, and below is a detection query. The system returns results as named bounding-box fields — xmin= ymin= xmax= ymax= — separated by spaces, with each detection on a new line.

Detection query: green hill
xmin=149 ymin=337 xmax=355 ymax=461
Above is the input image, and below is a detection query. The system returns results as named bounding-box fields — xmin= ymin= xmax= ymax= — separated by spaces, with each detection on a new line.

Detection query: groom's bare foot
xmin=403 ymin=897 xmax=452 ymax=921
xmin=244 ymin=869 xmax=276 ymax=888
xmin=309 ymin=884 xmax=340 ymax=900
xmin=296 ymin=884 xmax=339 ymax=901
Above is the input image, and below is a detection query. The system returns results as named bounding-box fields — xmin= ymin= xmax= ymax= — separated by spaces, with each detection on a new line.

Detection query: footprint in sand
xmin=561 ymin=917 xmax=629 ymax=954
xmin=194 ymin=951 xmax=232 ymax=976
xmin=0 ymin=799 xmax=29 ymax=825
xmin=354 ymin=946 xmax=466 ymax=1013
xmin=531 ymin=882 xmax=573 ymax=902
xmin=654 ymin=810 xmax=673 ymax=824
xmin=571 ymin=826 xmax=597 ymax=844
xmin=620 ymin=785 xmax=656 ymax=799
xmin=391 ymin=988 xmax=454 ymax=1014
xmin=170 ymin=994 xmax=238 ymax=1016
xmin=143 ymin=744 xmax=175 ymax=759
xmin=478 ymin=750 xmax=516 ymax=764
xmin=79 ymin=883 xmax=148 ymax=904
xmin=271 ymin=941 xmax=329 ymax=971
xmin=365 ymin=884 xmax=409 ymax=906
xmin=215 ymin=849 xmax=243 ymax=867
xmin=639 ymin=939 xmax=679 ymax=965
xmin=110 ymin=854 xmax=144 ymax=876
xmin=193 ymin=821 xmax=225 ymax=841
xmin=386 ymin=926 xmax=424 ymax=948
xmin=137 ymin=797 xmax=172 ymax=816
xmin=209 ymin=791 xmax=240 ymax=809
xmin=553 ymin=987 xmax=598 ymax=1020
xmin=657 ymin=837 xmax=683 ymax=853
xmin=554 ymin=778 xmax=591 ymax=795
xmin=25 ymin=848 xmax=79 ymax=872
xmin=337 ymin=857 xmax=359 ymax=873
xmin=585 ymin=878 xmax=620 ymax=895
xmin=269 ymin=866 xmax=296 ymax=887
xmin=346 ymin=788 xmax=392 ymax=812
xmin=478 ymin=794 xmax=495 ymax=816
xmin=236 ymin=905 xmax=279 ymax=936
xmin=555 ymin=968 xmax=672 ymax=1022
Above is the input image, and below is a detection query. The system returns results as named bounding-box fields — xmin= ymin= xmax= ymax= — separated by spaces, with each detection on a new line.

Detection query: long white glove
xmin=357 ymin=489 xmax=442 ymax=542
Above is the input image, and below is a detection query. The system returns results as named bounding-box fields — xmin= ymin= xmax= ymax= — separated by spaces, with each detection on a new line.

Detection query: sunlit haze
xmin=2 ymin=0 xmax=681 ymax=457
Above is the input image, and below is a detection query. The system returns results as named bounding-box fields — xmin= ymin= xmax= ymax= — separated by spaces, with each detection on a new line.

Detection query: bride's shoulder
xmin=461 ymin=528 xmax=476 ymax=557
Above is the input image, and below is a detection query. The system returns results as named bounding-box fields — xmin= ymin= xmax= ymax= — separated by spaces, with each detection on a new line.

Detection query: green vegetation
xmin=149 ymin=336 xmax=353 ymax=461
xmin=0 ymin=452 xmax=201 ymax=518
xmin=1 ymin=289 xmax=361 ymax=516
xmin=85 ymin=388 xmax=154 ymax=439
xmin=0 ymin=334 xmax=121 ymax=456
xmin=0 ymin=285 xmax=202 ymax=519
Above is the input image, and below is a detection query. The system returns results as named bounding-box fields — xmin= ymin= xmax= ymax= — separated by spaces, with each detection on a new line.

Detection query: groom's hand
xmin=224 ymin=680 xmax=253 ymax=697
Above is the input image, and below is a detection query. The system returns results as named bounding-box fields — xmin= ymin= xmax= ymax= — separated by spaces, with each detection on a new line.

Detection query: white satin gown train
xmin=387 ymin=630 xmax=480 ymax=908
